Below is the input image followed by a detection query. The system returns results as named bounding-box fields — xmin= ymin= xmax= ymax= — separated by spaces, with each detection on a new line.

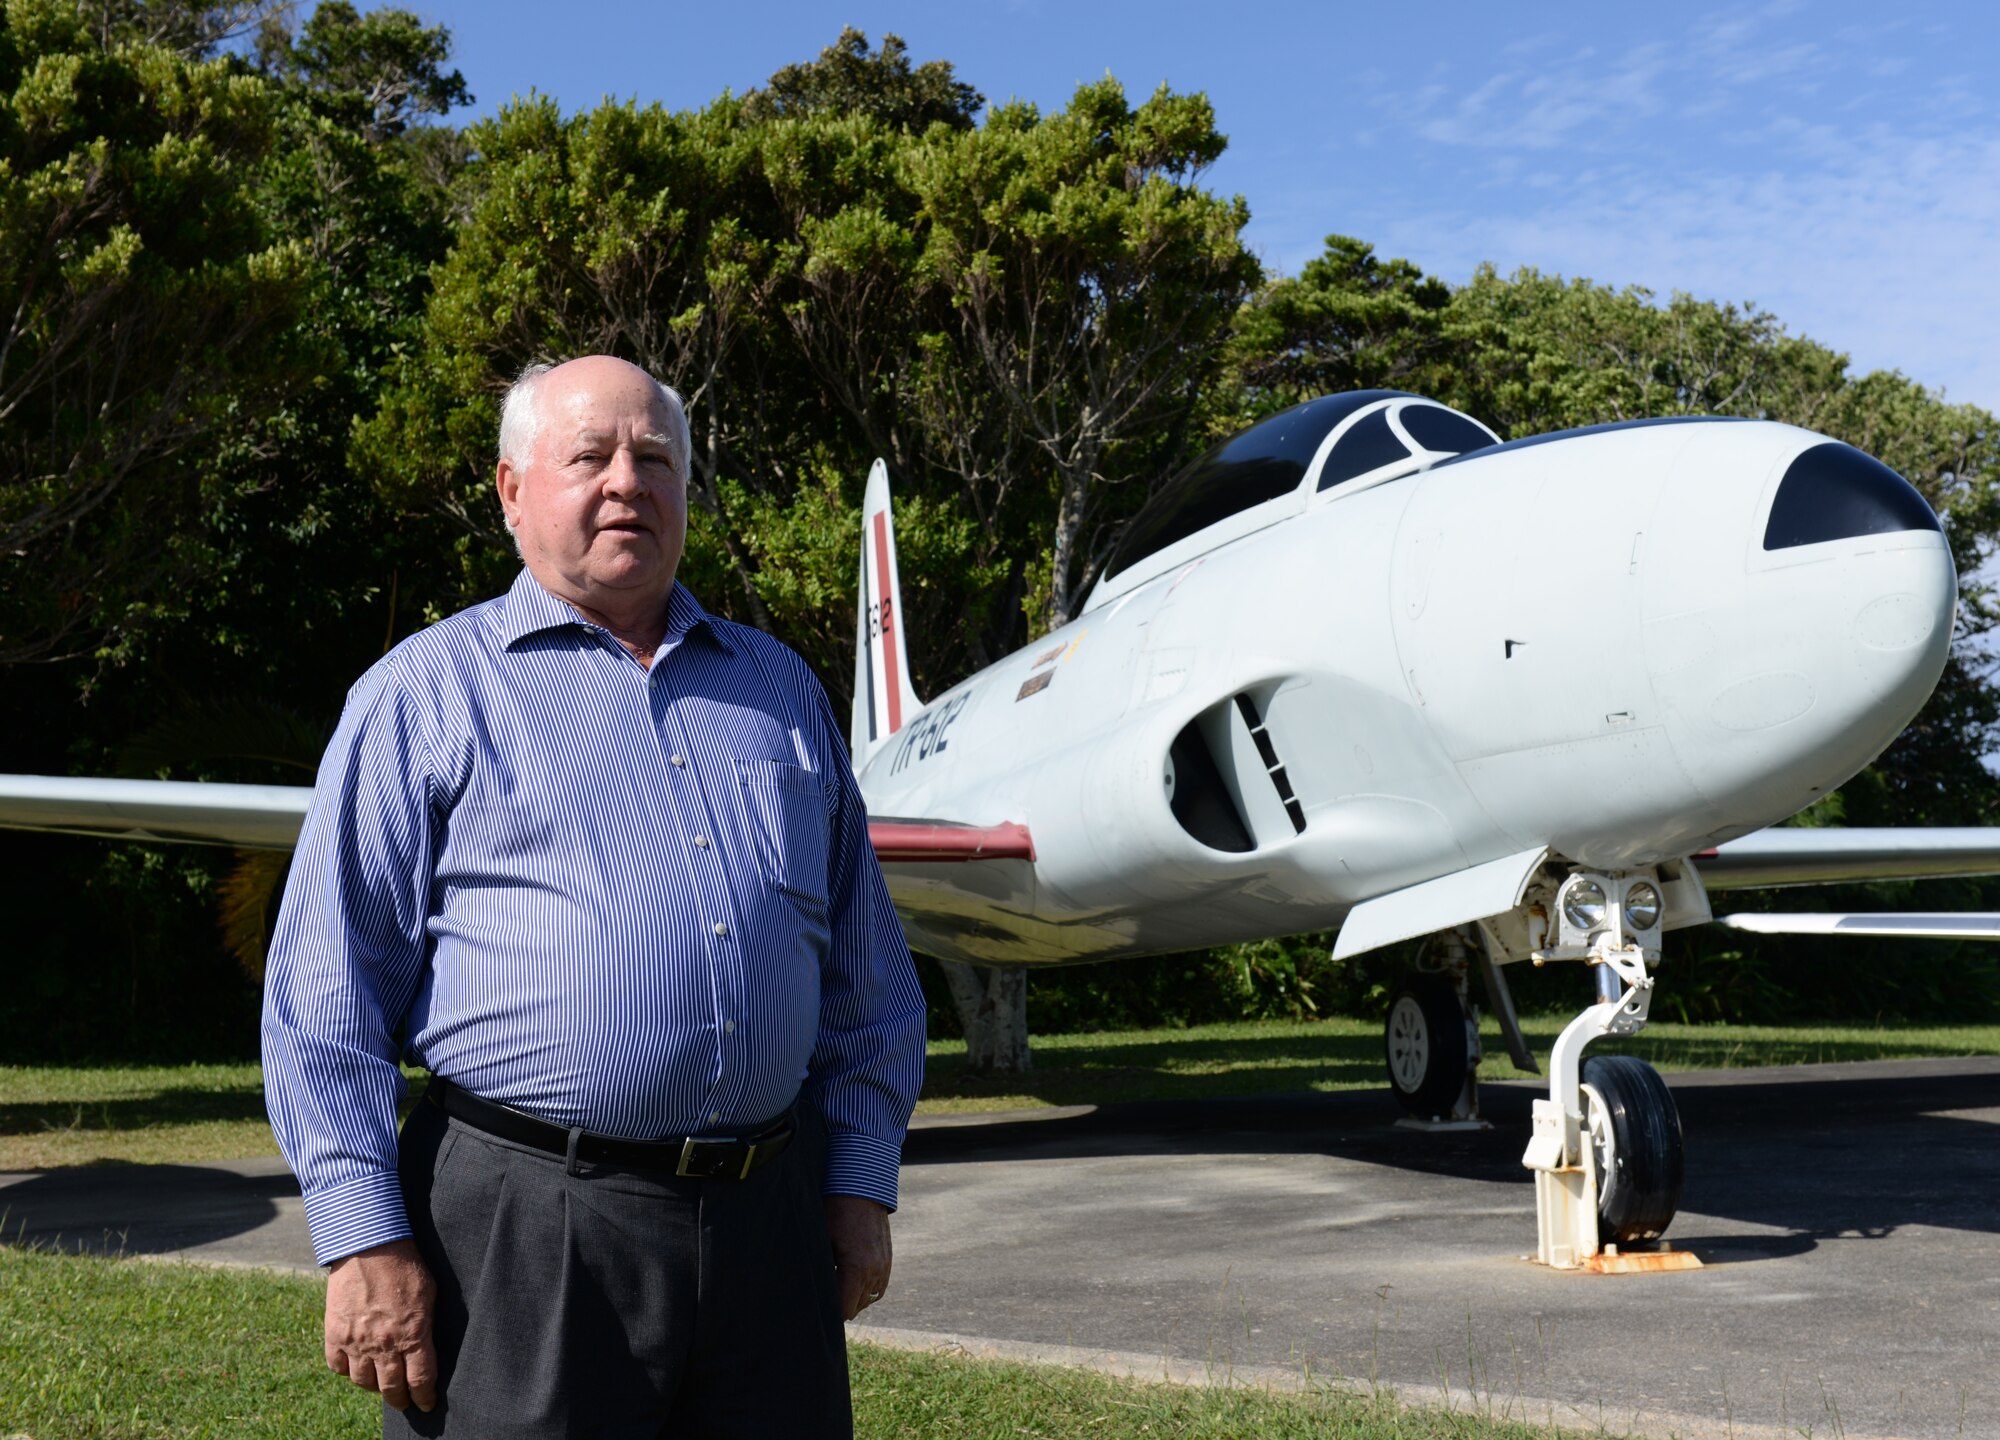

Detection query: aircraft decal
xmin=888 ymin=690 xmax=973 ymax=776
xmin=1031 ymin=643 xmax=1065 ymax=668
xmin=1016 ymin=670 xmax=1054 ymax=701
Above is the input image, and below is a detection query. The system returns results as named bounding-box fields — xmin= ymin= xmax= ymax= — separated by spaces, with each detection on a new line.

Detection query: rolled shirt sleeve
xmin=263 ymin=662 xmax=437 ymax=1265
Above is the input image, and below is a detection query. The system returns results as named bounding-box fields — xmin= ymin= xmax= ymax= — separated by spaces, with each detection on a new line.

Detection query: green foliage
xmin=913 ymin=933 xmax=1416 ymax=1041
xmin=0 ymin=0 xmax=316 ymax=662
xmin=362 ymin=62 xmax=1257 ymax=694
xmin=9 ymin=17 xmax=2000 ymax=1063
xmin=254 ymin=0 xmax=470 ymax=142
xmin=743 ymin=26 xmax=981 ymax=133
xmin=1226 ymin=233 xmax=1452 ymax=425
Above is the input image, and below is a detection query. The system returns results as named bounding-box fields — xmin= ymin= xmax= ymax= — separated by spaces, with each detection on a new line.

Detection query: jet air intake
xmin=1167 ymin=690 xmax=1307 ymax=853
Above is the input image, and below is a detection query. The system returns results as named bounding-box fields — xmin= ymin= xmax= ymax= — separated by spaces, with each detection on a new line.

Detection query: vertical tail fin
xmin=852 ymin=459 xmax=923 ymax=761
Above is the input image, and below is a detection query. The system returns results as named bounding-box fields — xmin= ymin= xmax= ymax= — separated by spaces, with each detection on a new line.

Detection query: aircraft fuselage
xmin=859 ymin=408 xmax=1955 ymax=965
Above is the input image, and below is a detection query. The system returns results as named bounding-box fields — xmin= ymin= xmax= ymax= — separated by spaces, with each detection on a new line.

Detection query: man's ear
xmin=496 ymin=459 xmax=520 ymax=531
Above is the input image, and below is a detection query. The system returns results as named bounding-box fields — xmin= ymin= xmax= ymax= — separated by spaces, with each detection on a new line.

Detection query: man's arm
xmin=263 ymin=663 xmax=442 ymax=1406
xmin=798 ymin=671 xmax=927 ymax=1315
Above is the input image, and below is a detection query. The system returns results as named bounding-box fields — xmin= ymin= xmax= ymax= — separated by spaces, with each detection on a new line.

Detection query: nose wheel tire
xmin=1384 ymin=972 xmax=1470 ymax=1118
xmin=1581 ymin=1054 xmax=1684 ymax=1243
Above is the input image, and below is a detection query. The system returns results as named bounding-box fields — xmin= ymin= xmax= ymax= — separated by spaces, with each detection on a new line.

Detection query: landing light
xmin=1623 ymin=882 xmax=1663 ymax=931
xmin=1560 ymin=878 xmax=1607 ymax=932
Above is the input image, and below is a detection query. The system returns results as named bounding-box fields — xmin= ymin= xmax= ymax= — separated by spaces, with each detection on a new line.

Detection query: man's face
xmin=497 ymin=357 xmax=689 ymax=618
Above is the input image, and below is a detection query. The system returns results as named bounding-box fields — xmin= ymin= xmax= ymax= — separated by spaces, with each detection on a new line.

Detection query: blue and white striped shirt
xmin=263 ymin=569 xmax=925 ymax=1265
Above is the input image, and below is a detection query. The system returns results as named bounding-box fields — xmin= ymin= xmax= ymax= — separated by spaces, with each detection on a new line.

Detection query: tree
xmin=70 ymin=0 xmax=280 ymax=56
xmin=355 ymin=93 xmax=826 ymax=639
xmin=0 ymin=2 xmax=475 ymax=1062
xmin=359 ymin=57 xmax=1260 ymax=1072
xmin=900 ymin=80 xmax=1261 ymax=628
xmin=743 ymin=26 xmax=980 ymax=133
xmin=0 ymin=0 xmax=315 ymax=663
xmin=254 ymin=0 xmax=470 ymax=143
xmin=1226 ymin=233 xmax=1450 ymax=419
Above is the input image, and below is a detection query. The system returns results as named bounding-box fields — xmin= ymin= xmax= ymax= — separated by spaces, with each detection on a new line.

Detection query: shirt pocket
xmin=734 ymin=759 xmax=831 ymax=917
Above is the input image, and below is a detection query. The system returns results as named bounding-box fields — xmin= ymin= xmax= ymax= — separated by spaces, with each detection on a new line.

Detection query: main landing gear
xmin=1383 ymin=926 xmax=1536 ymax=1127
xmin=1381 ymin=869 xmax=1691 ymax=1270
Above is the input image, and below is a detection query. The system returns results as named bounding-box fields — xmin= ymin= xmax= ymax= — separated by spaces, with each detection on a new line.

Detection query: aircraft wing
xmin=1696 ymin=828 xmax=2000 ymax=890
xmin=0 ymin=774 xmax=309 ymax=849
xmin=0 ymin=774 xmax=1033 ymax=865
xmin=1718 ymin=912 xmax=2000 ymax=939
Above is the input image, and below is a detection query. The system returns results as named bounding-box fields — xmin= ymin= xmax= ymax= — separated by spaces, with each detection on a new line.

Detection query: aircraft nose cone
xmin=1644 ymin=426 xmax=1956 ymax=829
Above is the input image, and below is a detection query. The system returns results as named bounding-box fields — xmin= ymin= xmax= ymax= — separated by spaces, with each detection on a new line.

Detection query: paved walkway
xmin=5 ymin=1057 xmax=1997 ymax=1439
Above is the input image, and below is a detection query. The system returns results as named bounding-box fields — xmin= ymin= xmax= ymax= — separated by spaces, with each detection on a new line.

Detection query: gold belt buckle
xmin=676 ymin=1136 xmax=754 ymax=1179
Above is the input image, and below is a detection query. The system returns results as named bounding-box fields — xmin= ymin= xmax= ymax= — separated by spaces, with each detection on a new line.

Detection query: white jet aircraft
xmin=7 ymin=389 xmax=1997 ymax=1268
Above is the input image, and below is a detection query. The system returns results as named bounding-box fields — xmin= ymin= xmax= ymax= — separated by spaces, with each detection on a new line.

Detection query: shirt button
xmin=670 ymin=754 xmax=686 ymax=767
xmin=709 ymin=1111 xmax=722 ymax=1125
xmin=713 ymin=922 xmax=729 ymax=938
xmin=724 ymin=1019 xmax=736 ymax=1034
xmin=693 ymin=835 xmax=709 ymax=849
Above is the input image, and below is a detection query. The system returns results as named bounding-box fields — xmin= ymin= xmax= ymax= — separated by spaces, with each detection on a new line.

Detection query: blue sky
xmin=413 ymin=1 xmax=1999 ymax=413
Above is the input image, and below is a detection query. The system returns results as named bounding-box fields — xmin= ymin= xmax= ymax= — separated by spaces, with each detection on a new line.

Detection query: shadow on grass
xmin=0 ymin=1086 xmax=271 ymax=1139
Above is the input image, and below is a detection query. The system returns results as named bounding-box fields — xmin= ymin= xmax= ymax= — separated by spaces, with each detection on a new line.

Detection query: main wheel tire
xmin=1383 ymin=972 xmax=1470 ymax=1118
xmin=1581 ymin=1054 xmax=1685 ymax=1242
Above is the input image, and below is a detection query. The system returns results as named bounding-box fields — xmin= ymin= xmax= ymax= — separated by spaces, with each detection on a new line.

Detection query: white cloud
xmin=1358 ymin=125 xmax=2000 ymax=412
xmin=1257 ymin=3 xmax=2000 ymax=413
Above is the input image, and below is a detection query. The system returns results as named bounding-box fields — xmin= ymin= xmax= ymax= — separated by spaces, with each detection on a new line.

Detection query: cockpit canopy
xmin=1097 ymin=392 xmax=1499 ymax=593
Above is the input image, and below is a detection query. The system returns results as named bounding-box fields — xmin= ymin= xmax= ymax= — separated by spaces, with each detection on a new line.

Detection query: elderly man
xmin=263 ymin=355 xmax=924 ymax=1438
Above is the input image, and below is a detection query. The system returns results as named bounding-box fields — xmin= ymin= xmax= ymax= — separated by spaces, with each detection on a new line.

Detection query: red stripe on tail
xmin=872 ymin=510 xmax=902 ymax=734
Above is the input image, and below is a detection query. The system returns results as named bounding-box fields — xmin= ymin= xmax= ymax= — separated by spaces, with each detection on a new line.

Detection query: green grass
xmin=5 ymin=1019 xmax=1997 ymax=1168
xmin=916 ymin=1015 xmax=2000 ymax=1113
xmin=0 ymin=1245 xmax=1597 ymax=1439
xmin=0 ymin=1064 xmax=426 ymax=1171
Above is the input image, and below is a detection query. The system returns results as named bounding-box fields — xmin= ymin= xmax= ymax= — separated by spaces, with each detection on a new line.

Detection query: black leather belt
xmin=426 ymin=1076 xmax=795 ymax=1179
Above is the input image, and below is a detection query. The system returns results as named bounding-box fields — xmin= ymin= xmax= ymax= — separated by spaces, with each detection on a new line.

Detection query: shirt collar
xmin=494 ymin=568 xmax=733 ymax=655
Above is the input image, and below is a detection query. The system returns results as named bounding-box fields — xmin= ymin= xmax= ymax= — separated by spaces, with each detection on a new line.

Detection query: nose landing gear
xmin=1370 ymin=861 xmax=1699 ymax=1269
xmin=1519 ymin=868 xmax=1694 ymax=1270
xmin=1583 ymin=1054 xmax=1684 ymax=1243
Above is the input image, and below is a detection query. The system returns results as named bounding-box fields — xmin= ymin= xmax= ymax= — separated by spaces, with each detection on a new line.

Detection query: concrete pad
xmin=0 ymin=1157 xmax=312 ymax=1274
xmin=4 ymin=1059 xmax=1997 ymax=1438
xmin=862 ymin=1057 xmax=2000 ymax=1440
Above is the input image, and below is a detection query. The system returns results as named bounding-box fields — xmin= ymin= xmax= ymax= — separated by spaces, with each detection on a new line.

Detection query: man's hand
xmin=824 ymin=1195 xmax=892 ymax=1320
xmin=325 ymin=1238 xmax=438 ymax=1412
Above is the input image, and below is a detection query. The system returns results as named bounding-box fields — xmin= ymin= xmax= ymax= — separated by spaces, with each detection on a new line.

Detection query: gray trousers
xmin=385 ymin=1094 xmax=851 ymax=1439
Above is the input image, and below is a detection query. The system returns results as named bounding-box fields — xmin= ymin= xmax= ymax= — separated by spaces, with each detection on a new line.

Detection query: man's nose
xmin=602 ymin=448 xmax=647 ymax=498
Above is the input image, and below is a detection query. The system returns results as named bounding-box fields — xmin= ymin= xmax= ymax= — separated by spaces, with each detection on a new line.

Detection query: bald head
xmin=500 ymin=357 xmax=691 ymax=483
xmin=495 ymin=356 xmax=692 ymax=646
